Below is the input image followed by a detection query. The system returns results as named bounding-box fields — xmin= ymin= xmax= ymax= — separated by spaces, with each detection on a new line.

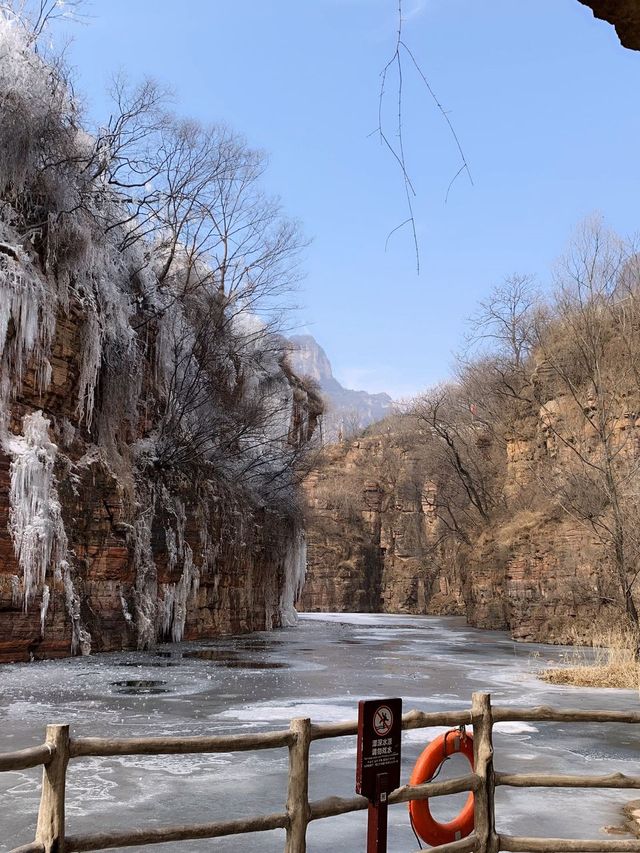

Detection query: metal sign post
xmin=356 ymin=698 xmax=402 ymax=853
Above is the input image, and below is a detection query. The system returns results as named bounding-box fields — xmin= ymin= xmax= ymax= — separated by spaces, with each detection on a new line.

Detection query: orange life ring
xmin=408 ymin=729 xmax=475 ymax=846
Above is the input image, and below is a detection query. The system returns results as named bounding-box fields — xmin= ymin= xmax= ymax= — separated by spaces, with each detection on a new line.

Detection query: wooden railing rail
xmin=491 ymin=706 xmax=640 ymax=724
xmin=411 ymin=838 xmax=478 ymax=853
xmin=9 ymin=845 xmax=45 ymax=853
xmin=64 ymin=813 xmax=290 ymax=852
xmin=499 ymin=837 xmax=640 ymax=852
xmin=496 ymin=771 xmax=640 ymax=788
xmin=309 ymin=708 xmax=473 ymax=741
xmin=0 ymin=744 xmax=52 ymax=773
xmin=307 ymin=775 xmax=480 ymax=821
xmin=69 ymin=728 xmax=294 ymax=757
xmin=4 ymin=692 xmax=640 ymax=853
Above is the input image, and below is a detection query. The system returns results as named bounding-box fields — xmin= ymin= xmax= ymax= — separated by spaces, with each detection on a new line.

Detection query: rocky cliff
xmin=0 ymin=17 xmax=321 ymax=662
xmin=578 ymin=1 xmax=640 ymax=50
xmin=298 ymin=425 xmax=465 ymax=618
xmin=299 ymin=413 xmax=613 ymax=643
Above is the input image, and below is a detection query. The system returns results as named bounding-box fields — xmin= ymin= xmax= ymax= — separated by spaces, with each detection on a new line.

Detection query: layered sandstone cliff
xmin=0 ymin=18 xmax=321 ymax=662
xmin=300 ymin=391 xmax=628 ymax=644
xmin=298 ymin=428 xmax=465 ymax=618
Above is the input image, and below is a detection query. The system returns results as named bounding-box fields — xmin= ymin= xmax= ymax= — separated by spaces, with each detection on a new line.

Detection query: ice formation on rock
xmin=161 ymin=543 xmax=198 ymax=643
xmin=62 ymin=562 xmax=91 ymax=655
xmin=132 ymin=498 xmax=158 ymax=650
xmin=3 ymin=411 xmax=67 ymax=611
xmin=279 ymin=527 xmax=307 ymax=627
xmin=39 ymin=584 xmax=50 ymax=636
xmin=159 ymin=492 xmax=201 ymax=642
xmin=0 ymin=241 xmax=55 ymax=419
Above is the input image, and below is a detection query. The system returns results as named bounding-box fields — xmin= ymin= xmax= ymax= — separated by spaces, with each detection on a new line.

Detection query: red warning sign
xmin=356 ymin=697 xmax=402 ymax=802
xmin=373 ymin=705 xmax=394 ymax=737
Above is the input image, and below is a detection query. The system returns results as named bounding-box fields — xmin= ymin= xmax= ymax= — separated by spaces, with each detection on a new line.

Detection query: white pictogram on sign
xmin=373 ymin=705 xmax=393 ymax=737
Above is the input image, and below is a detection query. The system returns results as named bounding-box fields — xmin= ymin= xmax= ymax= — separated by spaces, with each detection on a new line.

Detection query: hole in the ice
xmin=182 ymin=652 xmax=289 ymax=668
xmin=111 ymin=680 xmax=170 ymax=694
xmin=180 ymin=649 xmax=239 ymax=662
xmin=232 ymin=639 xmax=284 ymax=650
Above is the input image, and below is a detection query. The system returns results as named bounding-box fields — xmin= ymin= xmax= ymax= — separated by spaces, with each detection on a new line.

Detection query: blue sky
xmin=56 ymin=0 xmax=640 ymax=398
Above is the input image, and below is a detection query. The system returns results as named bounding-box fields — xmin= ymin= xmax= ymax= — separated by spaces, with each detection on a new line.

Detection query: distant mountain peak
xmin=288 ymin=334 xmax=394 ymax=440
xmin=288 ymin=335 xmax=334 ymax=384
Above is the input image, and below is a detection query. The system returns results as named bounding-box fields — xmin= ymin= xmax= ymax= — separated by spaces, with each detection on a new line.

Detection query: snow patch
xmin=493 ymin=722 xmax=538 ymax=735
xmin=214 ymin=699 xmax=356 ymax=726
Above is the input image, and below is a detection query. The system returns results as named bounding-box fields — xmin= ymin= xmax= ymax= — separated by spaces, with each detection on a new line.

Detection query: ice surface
xmin=1 ymin=615 xmax=640 ymax=852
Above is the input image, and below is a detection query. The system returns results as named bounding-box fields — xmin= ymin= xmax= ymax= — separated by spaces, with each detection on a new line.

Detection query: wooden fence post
xmin=472 ymin=693 xmax=498 ymax=853
xmin=285 ymin=717 xmax=311 ymax=853
xmin=35 ymin=724 xmax=70 ymax=853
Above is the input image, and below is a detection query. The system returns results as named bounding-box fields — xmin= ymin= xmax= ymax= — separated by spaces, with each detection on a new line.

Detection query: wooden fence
xmin=3 ymin=691 xmax=640 ymax=852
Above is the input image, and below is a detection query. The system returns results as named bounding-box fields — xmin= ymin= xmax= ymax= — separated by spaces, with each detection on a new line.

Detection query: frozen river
xmin=1 ymin=613 xmax=639 ymax=851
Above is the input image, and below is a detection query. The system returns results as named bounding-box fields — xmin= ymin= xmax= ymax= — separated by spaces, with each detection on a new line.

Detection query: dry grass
xmin=540 ymin=625 xmax=640 ymax=689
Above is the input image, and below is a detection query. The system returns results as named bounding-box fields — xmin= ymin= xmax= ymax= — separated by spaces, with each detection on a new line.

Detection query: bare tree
xmin=466 ymin=273 xmax=539 ymax=372
xmin=534 ymin=219 xmax=640 ymax=637
xmin=412 ymin=383 xmax=500 ymax=544
xmin=0 ymin=0 xmax=86 ymax=45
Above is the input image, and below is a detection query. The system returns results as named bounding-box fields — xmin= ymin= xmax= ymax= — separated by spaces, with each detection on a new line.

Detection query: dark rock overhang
xmin=578 ymin=1 xmax=640 ymax=50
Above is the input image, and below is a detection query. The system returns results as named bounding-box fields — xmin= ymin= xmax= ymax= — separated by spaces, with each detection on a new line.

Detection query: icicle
xmin=160 ymin=542 xmax=196 ymax=643
xmin=279 ymin=527 xmax=307 ymax=627
xmin=120 ymin=590 xmax=134 ymax=625
xmin=172 ymin=543 xmax=194 ymax=642
xmin=10 ymin=574 xmax=20 ymax=606
xmin=75 ymin=311 xmax=102 ymax=428
xmin=60 ymin=419 xmax=76 ymax=449
xmin=160 ymin=583 xmax=177 ymax=638
xmin=62 ymin=561 xmax=91 ymax=655
xmin=3 ymin=411 xmax=68 ymax=610
xmin=0 ymin=247 xmax=55 ymax=421
xmin=40 ymin=583 xmax=50 ymax=636
xmin=165 ymin=527 xmax=178 ymax=572
xmin=132 ymin=499 xmax=158 ymax=649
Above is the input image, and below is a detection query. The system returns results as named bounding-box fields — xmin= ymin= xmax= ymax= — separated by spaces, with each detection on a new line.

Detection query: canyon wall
xmin=298 ymin=429 xmax=465 ymax=619
xmin=0 ymin=18 xmax=321 ymax=662
xmin=300 ymin=393 xmax=627 ymax=644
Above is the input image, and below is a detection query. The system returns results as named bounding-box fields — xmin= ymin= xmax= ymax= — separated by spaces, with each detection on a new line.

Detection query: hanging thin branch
xmin=376 ymin=0 xmax=473 ymax=273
